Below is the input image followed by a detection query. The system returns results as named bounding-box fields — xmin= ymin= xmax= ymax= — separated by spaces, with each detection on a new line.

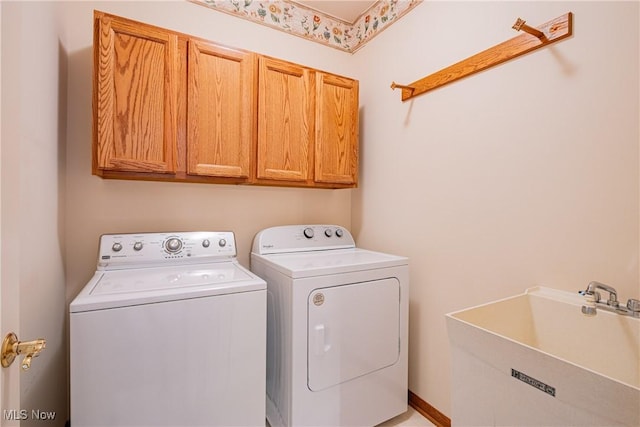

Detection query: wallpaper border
xmin=189 ymin=0 xmax=422 ymax=53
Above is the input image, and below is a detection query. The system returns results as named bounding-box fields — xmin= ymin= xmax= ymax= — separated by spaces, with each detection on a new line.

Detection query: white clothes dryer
xmin=70 ymin=231 xmax=266 ymax=427
xmin=251 ymin=225 xmax=409 ymax=427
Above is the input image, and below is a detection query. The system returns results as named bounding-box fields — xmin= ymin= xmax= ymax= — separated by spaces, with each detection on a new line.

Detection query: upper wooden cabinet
xmin=256 ymin=57 xmax=359 ymax=187
xmin=93 ymin=12 xmax=181 ymax=174
xmin=93 ymin=11 xmax=358 ymax=188
xmin=315 ymin=73 xmax=359 ymax=185
xmin=257 ymin=57 xmax=314 ymax=183
xmin=188 ymin=40 xmax=256 ymax=179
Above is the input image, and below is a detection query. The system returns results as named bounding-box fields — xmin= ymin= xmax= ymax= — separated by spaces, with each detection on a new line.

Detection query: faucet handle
xmin=627 ymin=299 xmax=640 ymax=313
xmin=580 ymin=291 xmax=597 ymax=316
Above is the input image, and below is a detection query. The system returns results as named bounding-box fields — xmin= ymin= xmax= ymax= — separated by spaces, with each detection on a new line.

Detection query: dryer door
xmin=307 ymin=278 xmax=400 ymax=391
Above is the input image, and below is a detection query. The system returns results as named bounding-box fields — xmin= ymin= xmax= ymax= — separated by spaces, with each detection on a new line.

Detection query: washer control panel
xmin=252 ymin=225 xmax=355 ymax=255
xmin=97 ymin=231 xmax=236 ymax=270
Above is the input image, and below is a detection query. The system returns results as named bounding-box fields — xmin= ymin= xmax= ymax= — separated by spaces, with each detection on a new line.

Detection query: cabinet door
xmin=315 ymin=73 xmax=359 ymax=185
xmin=188 ymin=40 xmax=256 ymax=178
xmin=94 ymin=12 xmax=179 ymax=174
xmin=257 ymin=57 xmax=314 ymax=182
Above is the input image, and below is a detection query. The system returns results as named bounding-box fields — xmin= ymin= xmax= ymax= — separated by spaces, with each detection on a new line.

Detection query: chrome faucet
xmin=580 ymin=281 xmax=640 ymax=318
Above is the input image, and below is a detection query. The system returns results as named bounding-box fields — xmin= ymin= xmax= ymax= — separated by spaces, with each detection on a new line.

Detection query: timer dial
xmin=165 ymin=238 xmax=183 ymax=253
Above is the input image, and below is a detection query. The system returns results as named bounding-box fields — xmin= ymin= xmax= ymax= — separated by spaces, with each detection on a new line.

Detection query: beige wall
xmin=2 ymin=0 xmax=639 ymax=423
xmin=351 ymin=1 xmax=639 ymax=416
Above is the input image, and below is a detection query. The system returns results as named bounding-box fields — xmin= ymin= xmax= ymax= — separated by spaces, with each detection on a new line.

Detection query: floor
xmin=266 ymin=406 xmax=436 ymax=427
xmin=378 ymin=406 xmax=436 ymax=427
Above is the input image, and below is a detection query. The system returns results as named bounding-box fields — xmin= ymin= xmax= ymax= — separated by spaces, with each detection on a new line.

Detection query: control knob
xmin=165 ymin=238 xmax=182 ymax=253
xmin=303 ymin=228 xmax=314 ymax=239
xmin=112 ymin=242 xmax=123 ymax=252
xmin=133 ymin=242 xmax=143 ymax=251
xmin=335 ymin=228 xmax=344 ymax=238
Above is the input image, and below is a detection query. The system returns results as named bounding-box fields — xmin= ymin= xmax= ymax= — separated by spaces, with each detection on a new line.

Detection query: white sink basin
xmin=446 ymin=286 xmax=640 ymax=426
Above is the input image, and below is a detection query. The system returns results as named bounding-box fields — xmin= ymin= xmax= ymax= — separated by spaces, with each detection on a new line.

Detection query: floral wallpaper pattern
xmin=189 ymin=0 xmax=422 ymax=53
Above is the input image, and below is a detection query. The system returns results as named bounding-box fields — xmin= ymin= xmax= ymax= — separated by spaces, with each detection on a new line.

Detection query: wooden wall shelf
xmin=391 ymin=12 xmax=573 ymax=102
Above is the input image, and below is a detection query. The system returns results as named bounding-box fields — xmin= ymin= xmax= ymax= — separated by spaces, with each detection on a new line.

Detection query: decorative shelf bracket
xmin=391 ymin=12 xmax=573 ymax=102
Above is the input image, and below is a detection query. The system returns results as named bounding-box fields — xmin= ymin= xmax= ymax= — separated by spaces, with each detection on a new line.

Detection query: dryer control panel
xmin=97 ymin=231 xmax=237 ymax=270
xmin=252 ymin=225 xmax=355 ymax=255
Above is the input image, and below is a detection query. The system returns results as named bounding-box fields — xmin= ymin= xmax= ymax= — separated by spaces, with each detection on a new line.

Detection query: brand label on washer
xmin=313 ymin=293 xmax=325 ymax=306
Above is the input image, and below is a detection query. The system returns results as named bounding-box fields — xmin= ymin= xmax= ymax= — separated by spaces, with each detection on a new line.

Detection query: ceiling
xmin=293 ymin=0 xmax=378 ymax=23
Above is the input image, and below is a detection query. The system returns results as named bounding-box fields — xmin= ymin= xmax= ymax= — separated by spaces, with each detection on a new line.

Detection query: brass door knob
xmin=1 ymin=332 xmax=46 ymax=371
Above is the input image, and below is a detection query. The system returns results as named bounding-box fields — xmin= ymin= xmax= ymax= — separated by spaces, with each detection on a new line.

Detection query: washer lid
xmin=252 ymin=248 xmax=408 ymax=278
xmin=70 ymin=262 xmax=265 ymax=313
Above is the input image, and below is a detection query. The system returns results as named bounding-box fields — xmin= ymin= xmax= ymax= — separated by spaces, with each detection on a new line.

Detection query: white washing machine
xmin=70 ymin=231 xmax=266 ymax=427
xmin=250 ymin=225 xmax=409 ymax=427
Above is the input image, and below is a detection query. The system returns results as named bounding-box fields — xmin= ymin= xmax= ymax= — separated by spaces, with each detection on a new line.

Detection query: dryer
xmin=251 ymin=225 xmax=409 ymax=427
xmin=70 ymin=231 xmax=266 ymax=427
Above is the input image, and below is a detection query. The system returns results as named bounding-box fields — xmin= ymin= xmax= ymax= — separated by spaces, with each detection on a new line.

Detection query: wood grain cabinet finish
xmin=93 ymin=11 xmax=180 ymax=174
xmin=257 ymin=57 xmax=314 ymax=182
xmin=315 ymin=72 xmax=359 ymax=185
xmin=257 ymin=57 xmax=359 ymax=187
xmin=92 ymin=11 xmax=358 ymax=188
xmin=188 ymin=40 xmax=256 ymax=179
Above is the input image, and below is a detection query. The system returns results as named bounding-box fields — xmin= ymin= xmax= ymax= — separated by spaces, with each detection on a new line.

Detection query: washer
xmin=70 ymin=231 xmax=266 ymax=427
xmin=251 ymin=224 xmax=409 ymax=427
